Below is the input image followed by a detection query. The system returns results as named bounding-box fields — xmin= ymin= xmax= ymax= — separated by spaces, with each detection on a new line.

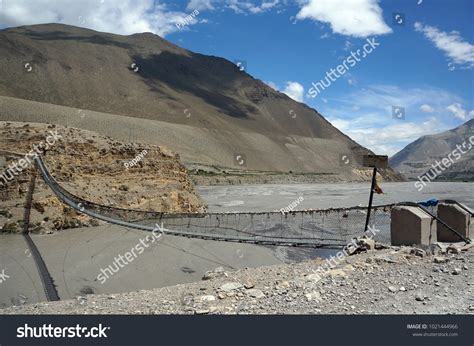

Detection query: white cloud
xmin=446 ymin=103 xmax=474 ymax=121
xmin=321 ymin=84 xmax=467 ymax=155
xmin=266 ymin=81 xmax=305 ymax=102
xmin=0 ymin=0 xmax=200 ymax=37
xmin=187 ymin=0 xmax=215 ymax=11
xmin=296 ymin=0 xmax=392 ymax=37
xmin=282 ymin=81 xmax=304 ymax=102
xmin=186 ymin=0 xmax=281 ymax=14
xmin=420 ymin=104 xmax=434 ymax=113
xmin=225 ymin=0 xmax=280 ymax=14
xmin=414 ymin=22 xmax=474 ymax=68
xmin=329 ymin=116 xmax=443 ymax=156
xmin=335 ymin=84 xmax=463 ymax=115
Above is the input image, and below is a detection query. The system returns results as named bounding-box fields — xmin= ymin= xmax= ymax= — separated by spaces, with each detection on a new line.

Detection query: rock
xmin=220 ymin=282 xmax=243 ymax=292
xmin=462 ymin=264 xmax=468 ymax=270
xmin=410 ymin=248 xmax=426 ymax=257
xmin=79 ymin=286 xmax=95 ymax=295
xmin=202 ymin=267 xmax=226 ymax=280
xmin=452 ymin=268 xmax=462 ymax=275
xmin=375 ymin=243 xmax=390 ymax=250
xmin=76 ymin=296 xmax=86 ymax=305
xmin=415 ymin=293 xmax=425 ymax=301
xmin=469 ymin=305 xmax=474 ymax=311
xmin=291 ymin=277 xmax=306 ymax=288
xmin=32 ymin=201 xmax=45 ymax=213
xmin=243 ymin=280 xmax=255 ymax=289
xmin=246 ymin=289 xmax=265 ymax=299
xmin=275 ymin=281 xmax=291 ymax=290
xmin=446 ymin=246 xmax=461 ymax=254
xmin=399 ymin=286 xmax=406 ymax=292
xmin=197 ymin=295 xmax=216 ymax=302
xmin=194 ymin=309 xmax=209 ymax=315
xmin=388 ymin=286 xmax=397 ymax=293
xmin=118 ymin=184 xmax=129 ymax=191
xmin=376 ymin=256 xmax=398 ymax=264
xmin=305 ymin=291 xmax=321 ymax=301
xmin=305 ymin=273 xmax=322 ymax=282
xmin=328 ymin=269 xmax=347 ymax=278
xmin=429 ymin=243 xmax=446 ymax=255
xmin=357 ymin=237 xmax=375 ymax=251
xmin=433 ymin=256 xmax=449 ymax=264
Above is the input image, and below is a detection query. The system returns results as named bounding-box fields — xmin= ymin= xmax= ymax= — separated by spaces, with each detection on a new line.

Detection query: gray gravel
xmin=197 ymin=182 xmax=474 ymax=212
xmin=2 ymin=244 xmax=472 ymax=315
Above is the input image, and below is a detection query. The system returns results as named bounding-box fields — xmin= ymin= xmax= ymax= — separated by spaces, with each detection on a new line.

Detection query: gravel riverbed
xmin=2 ymin=243 xmax=472 ymax=315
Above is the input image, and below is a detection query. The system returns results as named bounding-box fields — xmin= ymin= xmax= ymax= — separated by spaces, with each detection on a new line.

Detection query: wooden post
xmin=364 ymin=166 xmax=377 ymax=233
xmin=362 ymin=155 xmax=388 ymax=233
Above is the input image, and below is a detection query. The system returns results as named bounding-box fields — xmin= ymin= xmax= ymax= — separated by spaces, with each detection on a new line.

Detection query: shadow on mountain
xmin=132 ymin=51 xmax=257 ymax=118
xmin=21 ymin=29 xmax=133 ymax=49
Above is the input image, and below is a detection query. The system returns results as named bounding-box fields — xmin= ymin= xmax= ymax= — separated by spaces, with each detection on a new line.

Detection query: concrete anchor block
xmin=437 ymin=203 xmax=472 ymax=242
xmin=391 ymin=206 xmax=437 ymax=246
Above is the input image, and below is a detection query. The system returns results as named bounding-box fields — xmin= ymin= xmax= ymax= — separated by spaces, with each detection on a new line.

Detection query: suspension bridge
xmin=6 ymin=154 xmax=471 ymax=303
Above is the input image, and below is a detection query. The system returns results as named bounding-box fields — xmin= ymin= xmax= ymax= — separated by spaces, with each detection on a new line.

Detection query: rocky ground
xmin=189 ymin=164 xmax=403 ymax=186
xmin=2 ymin=242 xmax=472 ymax=314
xmin=0 ymin=122 xmax=206 ymax=233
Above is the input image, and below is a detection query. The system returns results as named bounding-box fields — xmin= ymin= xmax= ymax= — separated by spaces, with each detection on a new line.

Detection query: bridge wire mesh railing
xmin=36 ymin=156 xmax=397 ymax=248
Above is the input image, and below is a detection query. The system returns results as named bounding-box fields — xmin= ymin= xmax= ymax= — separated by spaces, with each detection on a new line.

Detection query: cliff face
xmin=0 ymin=122 xmax=206 ymax=233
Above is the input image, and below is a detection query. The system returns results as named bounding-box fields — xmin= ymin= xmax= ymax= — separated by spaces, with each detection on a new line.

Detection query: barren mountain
xmin=0 ymin=23 xmax=400 ymax=180
xmin=390 ymin=119 xmax=474 ymax=181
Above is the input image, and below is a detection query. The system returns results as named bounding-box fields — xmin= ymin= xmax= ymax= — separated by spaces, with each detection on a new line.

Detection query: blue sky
xmin=0 ymin=0 xmax=473 ymax=156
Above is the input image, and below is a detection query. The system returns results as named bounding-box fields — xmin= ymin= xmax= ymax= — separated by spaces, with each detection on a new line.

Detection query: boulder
xmin=220 ymin=282 xmax=243 ymax=292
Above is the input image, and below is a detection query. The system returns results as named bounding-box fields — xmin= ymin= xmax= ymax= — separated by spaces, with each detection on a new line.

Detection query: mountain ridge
xmin=0 ymin=23 xmax=400 ymax=180
xmin=390 ymin=119 xmax=474 ymax=181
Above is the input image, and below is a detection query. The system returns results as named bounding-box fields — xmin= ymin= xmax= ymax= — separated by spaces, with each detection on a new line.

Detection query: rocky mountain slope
xmin=0 ymin=24 xmax=401 ymax=181
xmin=0 ymin=122 xmax=205 ymax=233
xmin=390 ymin=119 xmax=474 ymax=181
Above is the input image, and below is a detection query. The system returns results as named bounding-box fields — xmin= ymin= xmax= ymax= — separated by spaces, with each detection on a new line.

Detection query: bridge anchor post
xmin=22 ymin=165 xmax=37 ymax=234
